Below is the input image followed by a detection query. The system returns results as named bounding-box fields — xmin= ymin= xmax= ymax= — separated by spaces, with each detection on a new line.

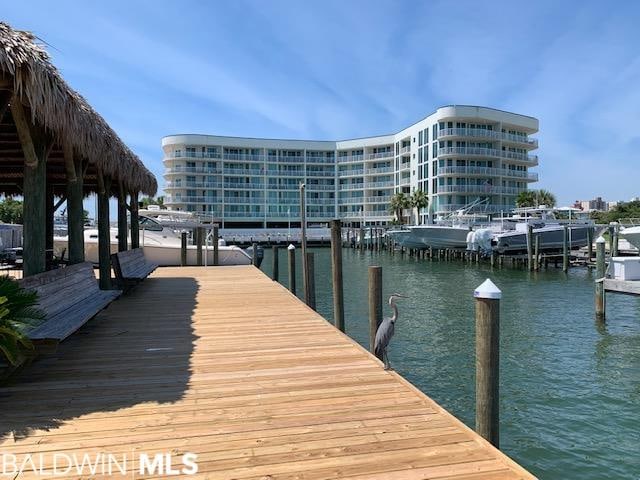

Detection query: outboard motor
xmin=218 ymin=238 xmax=227 ymax=246
xmin=466 ymin=230 xmax=476 ymax=251
xmin=473 ymin=228 xmax=494 ymax=256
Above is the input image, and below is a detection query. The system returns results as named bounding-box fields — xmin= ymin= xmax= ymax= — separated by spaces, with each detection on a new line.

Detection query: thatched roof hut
xmin=0 ymin=21 xmax=157 ymax=196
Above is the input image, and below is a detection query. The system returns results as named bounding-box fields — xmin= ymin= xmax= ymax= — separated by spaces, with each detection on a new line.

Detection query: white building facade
xmin=162 ymin=105 xmax=538 ymax=227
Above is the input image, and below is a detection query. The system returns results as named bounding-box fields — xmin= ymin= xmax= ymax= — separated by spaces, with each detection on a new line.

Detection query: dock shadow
xmin=0 ymin=276 xmax=198 ymax=440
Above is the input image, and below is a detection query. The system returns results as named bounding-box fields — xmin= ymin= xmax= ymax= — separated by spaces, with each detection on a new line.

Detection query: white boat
xmin=53 ymin=216 xmax=256 ymax=266
xmin=620 ymin=225 xmax=640 ymax=250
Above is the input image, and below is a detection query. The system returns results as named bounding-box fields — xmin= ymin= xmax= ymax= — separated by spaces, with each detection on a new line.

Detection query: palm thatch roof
xmin=0 ymin=22 xmax=157 ymax=196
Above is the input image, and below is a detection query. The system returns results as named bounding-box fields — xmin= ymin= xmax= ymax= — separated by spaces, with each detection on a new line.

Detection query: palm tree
xmin=516 ymin=189 xmax=557 ymax=208
xmin=389 ymin=192 xmax=410 ymax=224
xmin=537 ymin=189 xmax=556 ymax=207
xmin=0 ymin=276 xmax=44 ymax=367
xmin=516 ymin=190 xmax=536 ymax=208
xmin=410 ymin=190 xmax=429 ymax=225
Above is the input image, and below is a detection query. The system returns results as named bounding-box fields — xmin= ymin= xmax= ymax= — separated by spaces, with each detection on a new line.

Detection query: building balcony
xmin=307 ymin=184 xmax=335 ymax=191
xmin=266 ymin=184 xmax=300 ymax=190
xmin=338 ymin=169 xmax=364 ymax=177
xmin=165 ymin=166 xmax=222 ymax=175
xmin=267 ymin=155 xmax=304 ymax=163
xmin=339 ymin=183 xmax=364 ymax=191
xmin=306 ymin=170 xmax=335 ymax=177
xmin=337 ymin=155 xmax=364 ymax=164
xmin=438 ymin=147 xmax=538 ymax=164
xmin=437 ymin=166 xmax=538 ymax=181
xmin=398 ymin=162 xmax=410 ymax=171
xmin=399 ymin=146 xmax=411 ymax=155
xmin=224 ymin=168 xmax=264 ymax=176
xmin=224 ymin=153 xmax=264 ymax=162
xmin=365 ymin=211 xmax=393 ymax=218
xmin=224 ymin=197 xmax=265 ymax=204
xmin=437 ymin=185 xmax=522 ymax=195
xmin=165 ymin=181 xmax=223 ymax=189
xmin=165 ymin=196 xmax=222 ymax=204
xmin=266 ymin=197 xmax=298 ymax=205
xmin=306 ymin=156 xmax=335 ymax=164
xmin=225 ymin=211 xmax=263 ymax=218
xmin=398 ymin=177 xmax=410 ymax=186
xmin=165 ymin=152 xmax=221 ymax=160
xmin=364 ymin=196 xmax=392 ymax=203
xmin=436 ymin=203 xmax=516 ymax=213
xmin=223 ymin=182 xmax=264 ymax=190
xmin=266 ymin=170 xmax=304 ymax=177
xmin=366 ymin=151 xmax=394 ymax=160
xmin=437 ymin=128 xmax=538 ymax=147
xmin=338 ymin=197 xmax=364 ymax=205
xmin=307 ymin=198 xmax=335 ymax=205
xmin=365 ymin=181 xmax=394 ymax=189
xmin=364 ymin=166 xmax=393 ymax=175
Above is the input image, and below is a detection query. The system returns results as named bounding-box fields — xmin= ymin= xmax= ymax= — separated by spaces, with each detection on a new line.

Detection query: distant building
xmin=162 ymin=105 xmax=539 ymax=228
xmin=576 ymin=197 xmax=608 ymax=212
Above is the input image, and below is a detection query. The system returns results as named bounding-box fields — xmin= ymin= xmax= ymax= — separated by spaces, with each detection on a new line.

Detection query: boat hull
xmin=406 ymin=225 xmax=471 ymax=249
xmin=493 ymin=225 xmax=592 ymax=253
xmin=620 ymin=226 xmax=640 ymax=250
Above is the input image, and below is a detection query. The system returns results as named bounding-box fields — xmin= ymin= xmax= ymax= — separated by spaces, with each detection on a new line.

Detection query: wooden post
xmin=563 ymin=225 xmax=569 ymax=272
xmin=212 ymin=225 xmax=219 ymax=266
xmin=196 ymin=227 xmax=204 ymax=266
xmin=271 ymin=245 xmax=279 ymax=281
xmin=13 ymin=99 xmax=48 ymax=276
xmin=306 ymin=251 xmax=316 ymax=310
xmin=330 ymin=219 xmax=345 ymax=332
xmin=45 ymin=184 xmax=54 ymax=270
xmin=359 ymin=226 xmax=364 ymax=251
xmin=288 ymin=244 xmax=296 ymax=294
xmin=300 ymin=183 xmax=310 ymax=305
xmin=526 ymin=224 xmax=534 ymax=271
xmin=368 ymin=265 xmax=383 ymax=359
xmin=587 ymin=226 xmax=593 ymax=261
xmin=534 ymin=234 xmax=540 ymax=271
xmin=181 ymin=232 xmax=188 ymax=266
xmin=117 ymin=181 xmax=128 ymax=252
xmin=612 ymin=223 xmax=619 ymax=257
xmin=595 ymin=236 xmax=606 ymax=320
xmin=130 ymin=191 xmax=140 ymax=249
xmin=96 ymin=170 xmax=112 ymax=290
xmin=252 ymin=242 xmax=258 ymax=267
xmin=65 ymin=147 xmax=85 ymax=264
xmin=474 ymin=279 xmax=501 ymax=447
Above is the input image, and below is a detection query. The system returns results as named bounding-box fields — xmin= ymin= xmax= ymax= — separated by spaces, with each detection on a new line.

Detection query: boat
xmin=619 ymin=224 xmax=640 ymax=250
xmin=53 ymin=215 xmax=261 ymax=266
xmin=490 ymin=207 xmax=596 ymax=254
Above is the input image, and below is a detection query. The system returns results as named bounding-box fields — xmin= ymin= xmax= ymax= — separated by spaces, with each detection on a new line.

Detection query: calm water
xmin=260 ymin=247 xmax=640 ymax=480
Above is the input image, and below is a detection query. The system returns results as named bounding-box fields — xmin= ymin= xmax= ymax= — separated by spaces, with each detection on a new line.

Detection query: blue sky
xmin=5 ymin=0 xmax=640 ymax=208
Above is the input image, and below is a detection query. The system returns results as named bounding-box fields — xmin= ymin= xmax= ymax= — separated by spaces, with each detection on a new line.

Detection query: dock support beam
xmin=180 ymin=232 xmax=187 ymax=266
xmin=271 ymin=246 xmax=279 ymax=281
xmin=611 ymin=223 xmax=619 ymax=257
xmin=117 ymin=181 xmax=128 ymax=252
xmin=130 ymin=191 xmax=140 ymax=249
xmin=212 ymin=225 xmax=219 ymax=266
xmin=474 ymin=279 xmax=501 ymax=448
xmin=330 ymin=220 xmax=345 ymax=332
xmin=196 ymin=227 xmax=204 ymax=266
xmin=563 ymin=225 xmax=569 ymax=273
xmin=305 ymin=252 xmax=316 ymax=310
xmin=288 ymin=244 xmax=296 ymax=295
xmin=97 ymin=170 xmax=112 ymax=290
xmin=12 ymin=98 xmax=48 ymax=277
xmin=252 ymin=242 xmax=258 ymax=267
xmin=527 ymin=224 xmax=533 ymax=271
xmin=595 ymin=236 xmax=606 ymax=321
xmin=368 ymin=265 xmax=383 ymax=360
xmin=64 ymin=145 xmax=85 ymax=264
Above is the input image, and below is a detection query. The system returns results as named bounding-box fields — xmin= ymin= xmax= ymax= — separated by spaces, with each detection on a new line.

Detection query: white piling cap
xmin=474 ymin=279 xmax=502 ymax=299
xmin=287 ymin=244 xmax=296 ymax=250
xmin=595 ymin=236 xmax=606 ymax=244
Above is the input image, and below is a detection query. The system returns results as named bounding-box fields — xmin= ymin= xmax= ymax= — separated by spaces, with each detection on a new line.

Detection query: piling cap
xmin=474 ymin=279 xmax=502 ymax=300
xmin=287 ymin=244 xmax=296 ymax=250
xmin=595 ymin=236 xmax=606 ymax=244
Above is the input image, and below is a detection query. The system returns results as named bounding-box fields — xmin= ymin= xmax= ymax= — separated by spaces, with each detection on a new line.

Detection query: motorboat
xmin=385 ymin=228 xmax=425 ymax=249
xmin=489 ymin=207 xmax=597 ymax=254
xmin=53 ymin=216 xmax=261 ymax=266
xmin=619 ymin=224 xmax=640 ymax=250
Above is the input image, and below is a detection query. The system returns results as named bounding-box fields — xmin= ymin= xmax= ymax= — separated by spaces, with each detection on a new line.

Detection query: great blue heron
xmin=374 ymin=293 xmax=408 ymax=370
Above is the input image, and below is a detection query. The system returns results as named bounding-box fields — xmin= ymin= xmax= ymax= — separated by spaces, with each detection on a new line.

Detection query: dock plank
xmin=0 ymin=266 xmax=535 ymax=479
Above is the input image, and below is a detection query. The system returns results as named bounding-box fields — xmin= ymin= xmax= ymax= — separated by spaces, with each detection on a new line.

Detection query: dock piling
xmin=252 ymin=242 xmax=258 ymax=267
xmin=196 ymin=227 xmax=204 ymax=266
xmin=368 ymin=265 xmax=383 ymax=360
xmin=474 ymin=279 xmax=501 ymax=448
xmin=212 ymin=225 xmax=219 ymax=266
xmin=180 ymin=232 xmax=187 ymax=266
xmin=563 ymin=225 xmax=569 ymax=273
xmin=306 ymin=252 xmax=316 ymax=310
xmin=595 ymin=236 xmax=606 ymax=320
xmin=287 ymin=244 xmax=296 ymax=295
xmin=271 ymin=246 xmax=279 ymax=281
xmin=330 ymin=220 xmax=345 ymax=332
xmin=527 ymin=224 xmax=534 ymax=271
xmin=612 ymin=223 xmax=619 ymax=257
xmin=534 ymin=234 xmax=540 ymax=271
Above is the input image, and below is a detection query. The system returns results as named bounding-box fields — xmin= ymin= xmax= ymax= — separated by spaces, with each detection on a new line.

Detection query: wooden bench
xmin=111 ymin=248 xmax=158 ymax=292
xmin=19 ymin=262 xmax=121 ymax=349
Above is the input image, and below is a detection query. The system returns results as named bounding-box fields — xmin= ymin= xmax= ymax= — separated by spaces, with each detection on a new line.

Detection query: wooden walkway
xmin=1 ymin=266 xmax=535 ymax=479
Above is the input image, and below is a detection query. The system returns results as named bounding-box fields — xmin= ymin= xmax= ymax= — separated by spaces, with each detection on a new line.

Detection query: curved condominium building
xmin=162 ymin=105 xmax=538 ymax=227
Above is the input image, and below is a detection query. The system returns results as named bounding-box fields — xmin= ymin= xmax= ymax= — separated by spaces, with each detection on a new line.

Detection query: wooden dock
xmin=0 ymin=266 xmax=535 ymax=479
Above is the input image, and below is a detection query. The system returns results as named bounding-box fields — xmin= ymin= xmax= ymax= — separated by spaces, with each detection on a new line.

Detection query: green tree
xmin=389 ymin=192 xmax=410 ymax=224
xmin=591 ymin=200 xmax=640 ymax=224
xmin=516 ymin=189 xmax=556 ymax=208
xmin=0 ymin=198 xmax=23 ymax=224
xmin=141 ymin=196 xmax=165 ymax=209
xmin=410 ymin=190 xmax=429 ymax=225
xmin=0 ymin=276 xmax=45 ymax=367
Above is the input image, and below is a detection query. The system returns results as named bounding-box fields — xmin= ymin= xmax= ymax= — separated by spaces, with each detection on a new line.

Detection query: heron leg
xmin=383 ymin=350 xmax=392 ymax=371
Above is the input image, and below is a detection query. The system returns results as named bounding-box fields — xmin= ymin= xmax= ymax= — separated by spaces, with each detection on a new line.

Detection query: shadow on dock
xmin=0 ymin=276 xmax=198 ymax=440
